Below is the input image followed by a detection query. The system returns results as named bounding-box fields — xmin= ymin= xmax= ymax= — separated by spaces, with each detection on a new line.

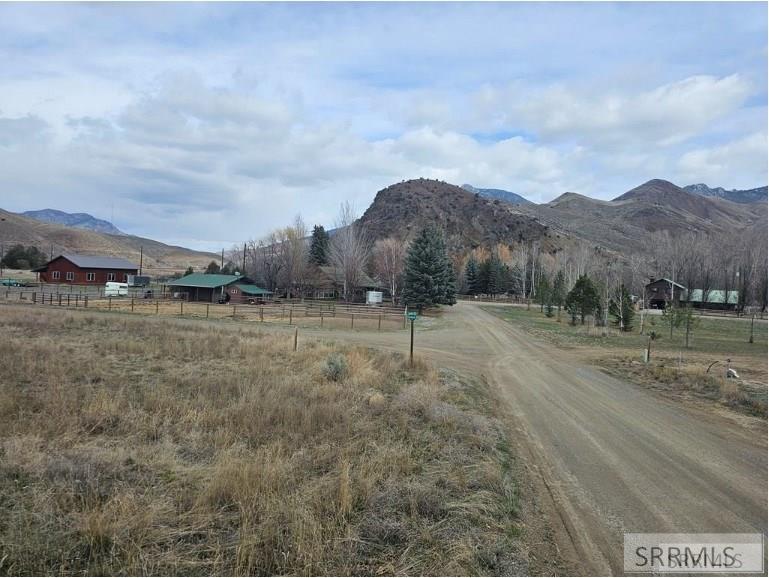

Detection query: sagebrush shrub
xmin=324 ymin=352 xmax=348 ymax=382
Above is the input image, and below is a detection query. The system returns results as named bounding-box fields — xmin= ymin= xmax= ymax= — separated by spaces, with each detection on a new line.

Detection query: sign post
xmin=407 ymin=311 xmax=418 ymax=366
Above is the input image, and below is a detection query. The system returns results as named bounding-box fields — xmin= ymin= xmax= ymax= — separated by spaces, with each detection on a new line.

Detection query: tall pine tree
xmin=565 ymin=275 xmax=600 ymax=325
xmin=309 ymin=225 xmax=330 ymax=266
xmin=465 ymin=257 xmax=480 ymax=295
xmin=403 ymin=228 xmax=456 ymax=309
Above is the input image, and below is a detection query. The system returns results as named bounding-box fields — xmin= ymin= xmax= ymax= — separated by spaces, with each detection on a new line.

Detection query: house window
xmin=231 ymin=289 xmax=238 ymax=294
xmin=86 ymin=272 xmax=96 ymax=282
xmin=66 ymin=272 xmax=74 ymax=281
xmin=52 ymin=271 xmax=60 ymax=280
xmin=107 ymin=273 xmax=116 ymax=281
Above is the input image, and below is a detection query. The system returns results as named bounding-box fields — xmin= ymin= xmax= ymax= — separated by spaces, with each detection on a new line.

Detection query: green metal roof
xmin=681 ymin=289 xmax=739 ymax=305
xmin=168 ymin=273 xmax=243 ymax=288
xmin=235 ymin=284 xmax=272 ymax=295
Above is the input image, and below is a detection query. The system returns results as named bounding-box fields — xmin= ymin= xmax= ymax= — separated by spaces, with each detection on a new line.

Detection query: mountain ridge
xmin=0 ymin=209 xmax=219 ymax=275
xmin=461 ymin=184 xmax=533 ymax=205
xmin=683 ymin=183 xmax=767 ymax=204
xmin=21 ymin=209 xmax=124 ymax=235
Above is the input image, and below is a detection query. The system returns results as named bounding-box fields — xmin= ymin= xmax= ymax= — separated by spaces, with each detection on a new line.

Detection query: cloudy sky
xmin=0 ymin=2 xmax=766 ymax=250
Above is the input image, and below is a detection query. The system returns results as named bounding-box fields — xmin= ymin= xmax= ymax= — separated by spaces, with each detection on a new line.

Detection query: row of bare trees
xmin=451 ymin=226 xmax=767 ymax=312
xmin=224 ymin=204 xmax=409 ymax=302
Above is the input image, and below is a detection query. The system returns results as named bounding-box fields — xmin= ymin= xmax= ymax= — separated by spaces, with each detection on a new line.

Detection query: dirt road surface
xmin=302 ymin=301 xmax=768 ymax=575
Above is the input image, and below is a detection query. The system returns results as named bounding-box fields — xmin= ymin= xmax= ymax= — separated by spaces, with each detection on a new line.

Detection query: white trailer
xmin=366 ymin=291 xmax=383 ymax=305
xmin=104 ymin=282 xmax=129 ymax=297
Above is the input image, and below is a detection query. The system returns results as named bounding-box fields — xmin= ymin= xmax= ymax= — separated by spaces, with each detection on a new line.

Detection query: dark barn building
xmin=644 ymin=278 xmax=686 ymax=309
xmin=33 ymin=254 xmax=139 ymax=284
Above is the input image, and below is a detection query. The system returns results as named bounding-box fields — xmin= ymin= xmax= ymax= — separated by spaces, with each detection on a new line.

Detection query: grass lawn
xmin=483 ymin=305 xmax=767 ymax=417
xmin=0 ymin=305 xmax=537 ymax=576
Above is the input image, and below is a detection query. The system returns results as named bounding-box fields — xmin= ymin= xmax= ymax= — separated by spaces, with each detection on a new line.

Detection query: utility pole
xmin=221 ymin=249 xmax=224 ymax=271
xmin=750 ymin=314 xmax=755 ymax=344
xmin=242 ymin=242 xmax=247 ymax=274
xmin=139 ymin=246 xmax=143 ymax=275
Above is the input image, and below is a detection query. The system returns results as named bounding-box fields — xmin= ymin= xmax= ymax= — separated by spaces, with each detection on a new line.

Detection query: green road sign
xmin=407 ymin=311 xmax=418 ymax=321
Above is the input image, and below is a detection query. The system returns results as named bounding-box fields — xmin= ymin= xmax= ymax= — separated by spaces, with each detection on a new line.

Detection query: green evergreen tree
xmin=552 ymin=270 xmax=567 ymax=313
xmin=221 ymin=262 xmax=236 ymax=275
xmin=184 ymin=266 xmax=194 ymax=276
xmin=485 ymin=254 xmax=502 ymax=296
xmin=205 ymin=261 xmax=221 ymax=274
xmin=465 ymin=257 xmax=480 ymax=295
xmin=309 ymin=225 xmax=330 ymax=266
xmin=609 ymin=284 xmax=635 ymax=332
xmin=565 ymin=275 xmax=600 ymax=325
xmin=536 ymin=273 xmax=551 ymax=313
xmin=403 ymin=227 xmax=456 ymax=309
xmin=1 ymin=244 xmax=47 ymax=269
xmin=478 ymin=258 xmax=490 ymax=295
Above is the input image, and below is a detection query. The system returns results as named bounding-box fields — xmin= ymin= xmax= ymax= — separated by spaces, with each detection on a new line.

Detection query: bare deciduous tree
xmin=372 ymin=237 xmax=407 ymax=304
xmin=329 ymin=202 xmax=372 ymax=301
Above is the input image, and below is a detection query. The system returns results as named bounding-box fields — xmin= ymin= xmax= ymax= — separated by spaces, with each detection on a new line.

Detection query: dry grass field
xmin=0 ymin=305 xmax=531 ymax=576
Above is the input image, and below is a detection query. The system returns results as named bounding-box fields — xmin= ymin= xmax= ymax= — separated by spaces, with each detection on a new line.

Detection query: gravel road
xmin=304 ymin=301 xmax=768 ymax=575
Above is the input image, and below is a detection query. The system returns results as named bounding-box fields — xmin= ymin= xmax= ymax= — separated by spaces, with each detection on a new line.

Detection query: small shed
xmin=229 ymin=284 xmax=273 ymax=304
xmin=645 ymin=278 xmax=686 ymax=309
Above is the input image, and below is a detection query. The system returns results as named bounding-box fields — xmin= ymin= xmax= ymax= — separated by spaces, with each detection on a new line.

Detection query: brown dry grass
xmin=0 ymin=306 xmax=526 ymax=576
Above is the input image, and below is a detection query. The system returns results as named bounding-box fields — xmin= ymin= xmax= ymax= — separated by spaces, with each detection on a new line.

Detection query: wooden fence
xmin=2 ymin=291 xmax=407 ymax=330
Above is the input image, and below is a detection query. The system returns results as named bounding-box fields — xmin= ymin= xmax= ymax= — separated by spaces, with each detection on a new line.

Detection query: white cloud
xmin=492 ymin=74 xmax=754 ymax=147
xmin=0 ymin=3 xmax=765 ymax=248
xmin=676 ymin=132 xmax=768 ymax=189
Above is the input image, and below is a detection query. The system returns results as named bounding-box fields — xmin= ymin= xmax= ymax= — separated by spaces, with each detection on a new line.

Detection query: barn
xmin=167 ymin=273 xmax=272 ymax=303
xmin=32 ymin=254 xmax=139 ymax=284
xmin=644 ymin=278 xmax=686 ymax=309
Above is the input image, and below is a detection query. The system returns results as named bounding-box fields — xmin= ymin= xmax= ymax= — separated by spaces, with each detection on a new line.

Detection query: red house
xmin=33 ymin=254 xmax=139 ymax=284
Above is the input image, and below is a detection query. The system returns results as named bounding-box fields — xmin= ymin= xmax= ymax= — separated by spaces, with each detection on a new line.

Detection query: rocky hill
xmin=461 ymin=184 xmax=532 ymax=205
xmin=0 ymin=209 xmax=219 ymax=275
xmin=683 ymin=183 xmax=767 ymax=204
xmin=358 ymin=179 xmax=559 ymax=253
xmin=517 ymin=179 xmax=766 ymax=254
xmin=21 ymin=209 xmax=124 ymax=235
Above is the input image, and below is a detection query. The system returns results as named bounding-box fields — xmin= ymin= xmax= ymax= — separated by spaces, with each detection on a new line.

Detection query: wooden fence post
xmin=378 ymin=314 xmax=382 ymax=331
xmin=85 ymin=295 xmax=88 ymax=308
xmin=58 ymin=294 xmax=62 ymax=306
xmin=293 ymin=327 xmax=298 ymax=351
xmin=131 ymin=297 xmax=135 ymax=312
xmin=156 ymin=300 xmax=159 ymax=314
xmin=351 ymin=314 xmax=354 ymax=329
xmin=232 ymin=305 xmax=236 ymax=318
xmin=67 ymin=295 xmax=70 ymax=307
xmin=260 ymin=306 xmax=263 ymax=322
xmin=320 ymin=312 xmax=324 ymax=327
xmin=180 ymin=301 xmax=184 ymax=315
xmin=289 ymin=308 xmax=292 ymax=325
xmin=109 ymin=296 xmax=112 ymax=310
xmin=76 ymin=295 xmax=79 ymax=307
xmin=206 ymin=304 xmax=210 ymax=319
xmin=32 ymin=292 xmax=37 ymax=304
